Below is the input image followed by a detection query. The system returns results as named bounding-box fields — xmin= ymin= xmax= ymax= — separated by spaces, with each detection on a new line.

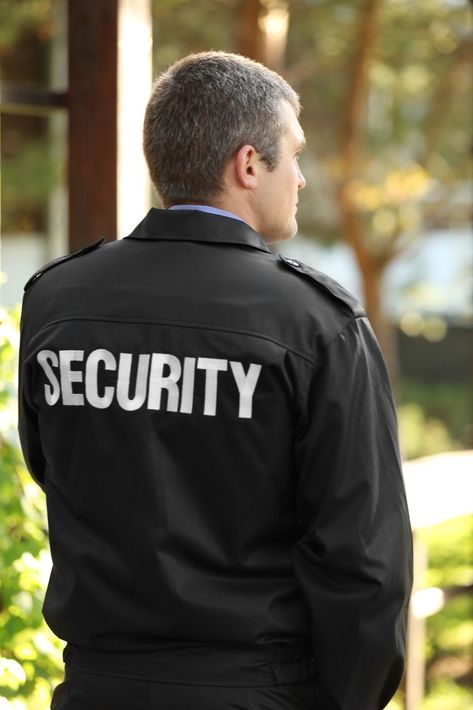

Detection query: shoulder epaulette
xmin=24 ymin=238 xmax=105 ymax=292
xmin=278 ymin=254 xmax=365 ymax=318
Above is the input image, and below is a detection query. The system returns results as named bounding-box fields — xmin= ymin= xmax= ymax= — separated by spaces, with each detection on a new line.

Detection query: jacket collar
xmin=124 ymin=208 xmax=272 ymax=254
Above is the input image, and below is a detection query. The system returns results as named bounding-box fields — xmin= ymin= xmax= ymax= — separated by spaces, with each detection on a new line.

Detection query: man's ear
xmin=234 ymin=144 xmax=259 ymax=190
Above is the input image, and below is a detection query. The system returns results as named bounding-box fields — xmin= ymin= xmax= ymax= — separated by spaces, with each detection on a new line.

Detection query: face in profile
xmin=254 ymin=100 xmax=306 ymax=244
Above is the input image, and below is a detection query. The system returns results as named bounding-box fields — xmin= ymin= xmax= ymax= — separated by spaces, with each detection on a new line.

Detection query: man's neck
xmin=211 ymin=197 xmax=260 ymax=234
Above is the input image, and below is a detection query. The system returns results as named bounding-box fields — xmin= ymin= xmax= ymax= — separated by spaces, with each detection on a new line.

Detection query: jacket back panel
xmin=20 ymin=234 xmax=327 ymax=651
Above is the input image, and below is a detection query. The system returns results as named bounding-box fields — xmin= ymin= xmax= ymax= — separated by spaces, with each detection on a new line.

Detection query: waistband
xmin=64 ymin=643 xmax=316 ymax=686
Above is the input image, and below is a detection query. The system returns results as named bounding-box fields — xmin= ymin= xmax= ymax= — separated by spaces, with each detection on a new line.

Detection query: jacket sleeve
xmin=292 ymin=315 xmax=413 ymax=710
xmin=18 ymin=309 xmax=47 ymax=491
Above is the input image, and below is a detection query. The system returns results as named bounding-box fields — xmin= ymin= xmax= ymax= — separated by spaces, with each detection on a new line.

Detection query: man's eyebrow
xmin=296 ymin=136 xmax=306 ymax=152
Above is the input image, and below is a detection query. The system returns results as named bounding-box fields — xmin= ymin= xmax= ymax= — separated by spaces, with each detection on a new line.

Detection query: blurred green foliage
xmin=422 ymin=681 xmax=473 ymax=710
xmin=0 ymin=308 xmax=63 ymax=709
xmin=1 ymin=132 xmax=60 ymax=234
xmin=398 ymin=378 xmax=472 ymax=460
xmin=421 ymin=515 xmax=473 ymax=709
xmin=0 ymin=0 xmax=53 ymax=49
xmin=2 ymin=137 xmax=59 ymax=205
xmin=398 ymin=402 xmax=459 ymax=460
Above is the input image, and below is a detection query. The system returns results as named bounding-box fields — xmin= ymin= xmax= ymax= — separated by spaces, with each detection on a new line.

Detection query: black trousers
xmin=51 ymin=644 xmax=318 ymax=710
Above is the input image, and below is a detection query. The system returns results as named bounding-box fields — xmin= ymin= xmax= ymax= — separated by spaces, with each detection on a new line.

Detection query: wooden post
xmin=68 ymin=0 xmax=118 ymax=250
xmin=404 ymin=534 xmax=428 ymax=710
xmin=117 ymin=0 xmax=153 ymax=237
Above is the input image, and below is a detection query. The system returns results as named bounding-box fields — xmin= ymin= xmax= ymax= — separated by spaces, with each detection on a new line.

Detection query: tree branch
xmin=337 ymin=0 xmax=381 ymax=269
xmin=340 ymin=0 xmax=381 ymax=176
xmin=419 ymin=37 xmax=473 ymax=169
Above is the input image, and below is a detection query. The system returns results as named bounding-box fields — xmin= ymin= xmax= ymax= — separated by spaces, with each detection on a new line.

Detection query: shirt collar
xmin=125 ymin=208 xmax=271 ymax=254
xmin=168 ymin=204 xmax=246 ymax=224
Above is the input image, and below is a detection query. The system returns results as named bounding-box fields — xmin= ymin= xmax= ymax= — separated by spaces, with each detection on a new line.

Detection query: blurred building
xmin=0 ymin=0 xmax=153 ymax=306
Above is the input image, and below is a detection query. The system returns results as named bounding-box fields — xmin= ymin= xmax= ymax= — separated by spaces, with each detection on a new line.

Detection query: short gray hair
xmin=143 ymin=51 xmax=300 ymax=207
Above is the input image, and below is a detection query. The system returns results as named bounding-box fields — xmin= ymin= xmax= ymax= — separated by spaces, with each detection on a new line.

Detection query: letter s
xmin=36 ymin=350 xmax=60 ymax=405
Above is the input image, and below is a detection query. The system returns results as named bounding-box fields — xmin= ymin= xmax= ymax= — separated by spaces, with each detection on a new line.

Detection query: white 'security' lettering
xmin=36 ymin=349 xmax=262 ymax=419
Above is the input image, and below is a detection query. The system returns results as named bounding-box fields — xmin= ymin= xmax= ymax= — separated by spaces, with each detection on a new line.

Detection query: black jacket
xmin=19 ymin=208 xmax=412 ymax=709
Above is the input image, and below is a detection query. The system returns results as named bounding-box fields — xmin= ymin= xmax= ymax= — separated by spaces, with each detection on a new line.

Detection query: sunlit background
xmin=0 ymin=1 xmax=471 ymax=709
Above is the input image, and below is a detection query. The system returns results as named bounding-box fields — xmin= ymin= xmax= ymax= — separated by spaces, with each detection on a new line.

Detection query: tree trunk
xmin=336 ymin=0 xmax=400 ymax=382
xmin=236 ymin=0 xmax=289 ymax=70
xmin=339 ymin=0 xmax=380 ymax=173
xmin=338 ymin=184 xmax=399 ymax=386
xmin=236 ymin=0 xmax=266 ymax=63
xmin=359 ymin=258 xmax=399 ymax=389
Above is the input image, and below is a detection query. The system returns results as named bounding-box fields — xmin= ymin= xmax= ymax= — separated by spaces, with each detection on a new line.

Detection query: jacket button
xmin=286 ymin=257 xmax=301 ymax=267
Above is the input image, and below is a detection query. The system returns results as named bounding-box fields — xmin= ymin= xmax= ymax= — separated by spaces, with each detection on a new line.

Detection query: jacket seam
xmin=29 ymin=314 xmax=319 ymax=366
xmin=325 ymin=314 xmax=366 ymax=350
xmin=294 ymin=315 xmax=368 ymax=424
xmin=69 ymin=664 xmax=277 ymax=687
xmin=309 ymin=315 xmax=367 ymax=377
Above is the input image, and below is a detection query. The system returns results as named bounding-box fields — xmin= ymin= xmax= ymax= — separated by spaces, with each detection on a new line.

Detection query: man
xmin=19 ymin=52 xmax=412 ymax=710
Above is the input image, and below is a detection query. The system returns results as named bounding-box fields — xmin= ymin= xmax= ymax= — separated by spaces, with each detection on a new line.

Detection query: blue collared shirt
xmin=168 ymin=204 xmax=246 ymax=224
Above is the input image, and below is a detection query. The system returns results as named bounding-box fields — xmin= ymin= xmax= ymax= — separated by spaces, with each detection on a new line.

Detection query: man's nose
xmin=297 ymin=165 xmax=306 ymax=190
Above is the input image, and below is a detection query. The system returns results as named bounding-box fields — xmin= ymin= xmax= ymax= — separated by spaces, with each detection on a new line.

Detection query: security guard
xmin=19 ymin=52 xmax=413 ymax=710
